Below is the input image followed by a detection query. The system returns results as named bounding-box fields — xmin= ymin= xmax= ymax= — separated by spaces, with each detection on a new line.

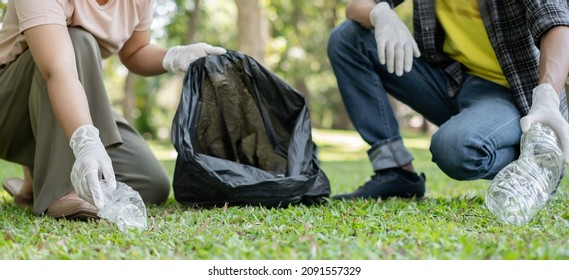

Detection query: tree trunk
xmin=186 ymin=0 xmax=201 ymax=44
xmin=294 ymin=78 xmax=309 ymax=104
xmin=235 ymin=0 xmax=266 ymax=64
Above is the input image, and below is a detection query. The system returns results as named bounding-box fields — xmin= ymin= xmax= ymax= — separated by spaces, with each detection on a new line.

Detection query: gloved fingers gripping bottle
xmin=486 ymin=84 xmax=568 ymax=225
xmin=70 ymin=125 xmax=147 ymax=232
xmin=69 ymin=124 xmax=116 ymax=209
xmin=485 ymin=122 xmax=564 ymax=225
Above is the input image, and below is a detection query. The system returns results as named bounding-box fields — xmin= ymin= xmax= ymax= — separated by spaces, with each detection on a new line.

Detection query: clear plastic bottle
xmin=98 ymin=180 xmax=148 ymax=232
xmin=485 ymin=122 xmax=564 ymax=225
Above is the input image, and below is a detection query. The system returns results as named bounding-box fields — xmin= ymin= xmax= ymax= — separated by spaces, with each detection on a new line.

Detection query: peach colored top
xmin=0 ymin=0 xmax=154 ymax=67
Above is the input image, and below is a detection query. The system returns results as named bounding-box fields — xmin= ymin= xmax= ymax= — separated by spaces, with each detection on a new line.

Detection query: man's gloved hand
xmin=370 ymin=2 xmax=420 ymax=76
xmin=520 ymin=83 xmax=569 ymax=163
xmin=69 ymin=124 xmax=117 ymax=209
xmin=162 ymin=43 xmax=227 ymax=73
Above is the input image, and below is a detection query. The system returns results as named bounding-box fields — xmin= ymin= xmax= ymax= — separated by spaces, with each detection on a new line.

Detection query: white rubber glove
xmin=162 ymin=43 xmax=227 ymax=73
xmin=520 ymin=83 xmax=569 ymax=163
xmin=69 ymin=124 xmax=117 ymax=209
xmin=370 ymin=2 xmax=420 ymax=76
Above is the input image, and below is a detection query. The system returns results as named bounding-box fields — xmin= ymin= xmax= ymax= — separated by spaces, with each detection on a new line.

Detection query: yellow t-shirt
xmin=435 ymin=0 xmax=509 ymax=88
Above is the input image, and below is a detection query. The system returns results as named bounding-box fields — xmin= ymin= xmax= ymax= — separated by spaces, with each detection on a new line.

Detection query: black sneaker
xmin=333 ymin=168 xmax=426 ymax=200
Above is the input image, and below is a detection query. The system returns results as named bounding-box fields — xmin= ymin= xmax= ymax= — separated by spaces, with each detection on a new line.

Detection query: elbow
xmin=345 ymin=2 xmax=356 ymax=19
xmin=40 ymin=61 xmax=78 ymax=84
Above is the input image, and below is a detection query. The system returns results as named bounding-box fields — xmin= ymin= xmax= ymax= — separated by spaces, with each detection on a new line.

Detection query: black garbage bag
xmin=171 ymin=50 xmax=330 ymax=208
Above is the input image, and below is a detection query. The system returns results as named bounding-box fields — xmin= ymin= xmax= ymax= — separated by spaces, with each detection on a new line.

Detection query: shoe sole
xmin=46 ymin=208 xmax=99 ymax=220
xmin=332 ymin=172 xmax=426 ymax=201
xmin=45 ymin=191 xmax=100 ymax=220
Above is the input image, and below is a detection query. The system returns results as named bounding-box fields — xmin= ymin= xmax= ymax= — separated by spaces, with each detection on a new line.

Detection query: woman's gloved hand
xmin=69 ymin=124 xmax=116 ymax=209
xmin=162 ymin=43 xmax=227 ymax=73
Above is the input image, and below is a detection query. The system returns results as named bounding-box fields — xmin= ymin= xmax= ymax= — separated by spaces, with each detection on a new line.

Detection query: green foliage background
xmin=0 ymin=0 xmax=417 ymax=142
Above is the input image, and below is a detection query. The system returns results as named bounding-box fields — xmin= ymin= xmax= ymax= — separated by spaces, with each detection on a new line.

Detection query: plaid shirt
xmin=377 ymin=0 xmax=569 ymax=115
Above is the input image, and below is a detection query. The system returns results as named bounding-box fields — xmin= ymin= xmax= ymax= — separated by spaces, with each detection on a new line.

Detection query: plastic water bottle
xmin=485 ymin=122 xmax=564 ymax=225
xmin=98 ymin=180 xmax=148 ymax=232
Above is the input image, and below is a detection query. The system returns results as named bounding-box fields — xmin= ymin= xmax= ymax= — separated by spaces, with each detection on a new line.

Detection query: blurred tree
xmin=234 ymin=0 xmax=267 ymax=63
xmin=1 ymin=0 xmax=424 ymax=135
xmin=265 ymin=0 xmax=351 ymax=129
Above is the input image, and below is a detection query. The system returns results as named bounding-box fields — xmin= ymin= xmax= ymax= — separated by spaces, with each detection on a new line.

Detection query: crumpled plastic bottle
xmin=485 ymin=122 xmax=564 ymax=225
xmin=97 ymin=180 xmax=148 ymax=232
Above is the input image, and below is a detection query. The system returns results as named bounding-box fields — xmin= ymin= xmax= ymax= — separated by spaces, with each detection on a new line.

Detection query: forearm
xmin=539 ymin=26 xmax=569 ymax=93
xmin=346 ymin=0 xmax=378 ymax=29
xmin=47 ymin=73 xmax=93 ymax=139
xmin=24 ymin=24 xmax=93 ymax=139
xmin=120 ymin=44 xmax=168 ymax=76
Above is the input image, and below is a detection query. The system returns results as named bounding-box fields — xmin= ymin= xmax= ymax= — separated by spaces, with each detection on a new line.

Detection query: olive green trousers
xmin=0 ymin=28 xmax=170 ymax=215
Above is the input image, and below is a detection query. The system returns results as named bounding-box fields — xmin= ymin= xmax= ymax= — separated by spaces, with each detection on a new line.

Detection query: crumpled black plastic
xmin=171 ymin=50 xmax=330 ymax=208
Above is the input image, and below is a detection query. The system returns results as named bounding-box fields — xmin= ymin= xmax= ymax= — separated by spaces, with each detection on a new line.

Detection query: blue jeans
xmin=327 ymin=20 xmax=523 ymax=180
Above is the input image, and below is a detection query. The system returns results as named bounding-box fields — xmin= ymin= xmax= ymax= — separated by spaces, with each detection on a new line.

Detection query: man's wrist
xmin=369 ymin=2 xmax=390 ymax=27
xmin=534 ymin=83 xmax=560 ymax=105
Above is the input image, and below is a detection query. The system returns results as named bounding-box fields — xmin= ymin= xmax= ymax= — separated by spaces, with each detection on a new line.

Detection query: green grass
xmin=1 ymin=129 xmax=569 ymax=260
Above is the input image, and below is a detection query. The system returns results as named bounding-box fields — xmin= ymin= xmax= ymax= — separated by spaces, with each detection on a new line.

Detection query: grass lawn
xmin=1 ymin=128 xmax=568 ymax=260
